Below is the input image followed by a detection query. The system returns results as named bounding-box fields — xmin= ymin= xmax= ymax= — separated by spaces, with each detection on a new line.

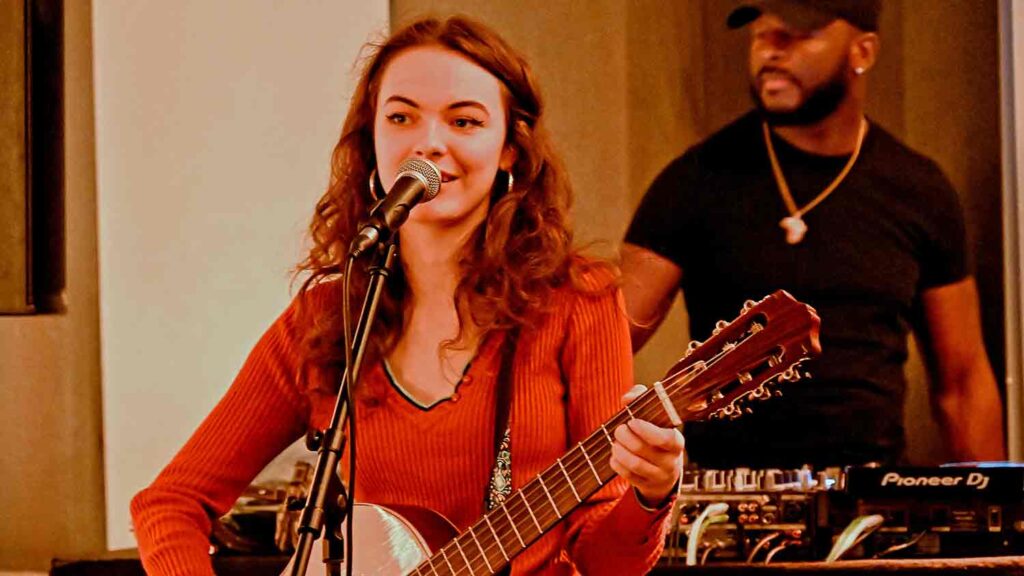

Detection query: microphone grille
xmin=397 ymin=158 xmax=442 ymax=200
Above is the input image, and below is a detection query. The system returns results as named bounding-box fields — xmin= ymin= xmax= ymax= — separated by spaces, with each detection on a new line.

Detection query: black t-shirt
xmin=625 ymin=110 xmax=969 ymax=468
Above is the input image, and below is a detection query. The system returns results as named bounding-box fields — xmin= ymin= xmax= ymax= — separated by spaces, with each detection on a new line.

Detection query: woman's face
xmin=374 ymin=46 xmax=514 ymax=230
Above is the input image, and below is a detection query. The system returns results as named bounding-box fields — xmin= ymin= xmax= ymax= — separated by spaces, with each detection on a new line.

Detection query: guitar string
xmin=422 ymin=395 xmax=660 ymax=576
xmin=430 ymin=361 xmax=765 ymax=576
xmin=420 ymin=329 xmax=771 ymax=576
xmin=415 ymin=388 xmax=669 ymax=576
xmin=429 ymin=343 xmax=767 ymax=576
xmin=422 ymin=367 xmax=721 ymax=576
xmin=442 ymin=322 xmax=811 ymax=576
xmin=421 ymin=342 xmax=754 ymax=576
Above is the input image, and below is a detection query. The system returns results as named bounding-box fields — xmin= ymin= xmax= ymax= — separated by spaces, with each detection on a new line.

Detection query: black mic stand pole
xmin=288 ymin=239 xmax=399 ymax=576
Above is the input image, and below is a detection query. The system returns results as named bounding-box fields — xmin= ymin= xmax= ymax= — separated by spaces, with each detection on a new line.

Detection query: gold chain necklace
xmin=762 ymin=118 xmax=868 ymax=244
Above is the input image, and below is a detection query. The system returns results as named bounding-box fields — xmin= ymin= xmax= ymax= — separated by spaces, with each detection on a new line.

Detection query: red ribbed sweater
xmin=131 ymin=279 xmax=671 ymax=575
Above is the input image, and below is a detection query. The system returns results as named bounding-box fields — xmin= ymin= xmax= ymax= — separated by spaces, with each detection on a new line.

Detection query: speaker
xmin=0 ymin=0 xmax=64 ymax=314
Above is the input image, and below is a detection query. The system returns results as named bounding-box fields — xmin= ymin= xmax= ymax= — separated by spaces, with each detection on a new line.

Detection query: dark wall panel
xmin=0 ymin=0 xmax=29 ymax=312
xmin=0 ymin=0 xmax=64 ymax=315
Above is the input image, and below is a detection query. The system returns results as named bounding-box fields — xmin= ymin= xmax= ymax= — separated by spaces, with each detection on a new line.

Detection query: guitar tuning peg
xmin=744 ymin=406 xmax=754 ymax=415
xmin=749 ymin=321 xmax=764 ymax=334
xmin=742 ymin=299 xmax=757 ymax=312
xmin=684 ymin=339 xmax=702 ymax=357
xmin=737 ymin=371 xmax=752 ymax=384
xmin=712 ymin=320 xmax=729 ymax=335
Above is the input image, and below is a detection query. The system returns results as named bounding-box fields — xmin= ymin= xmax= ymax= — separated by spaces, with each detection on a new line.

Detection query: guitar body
xmin=284 ymin=503 xmax=457 ymax=576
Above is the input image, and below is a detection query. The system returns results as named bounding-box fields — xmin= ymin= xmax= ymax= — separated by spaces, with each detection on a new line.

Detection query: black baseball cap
xmin=727 ymin=0 xmax=881 ymax=32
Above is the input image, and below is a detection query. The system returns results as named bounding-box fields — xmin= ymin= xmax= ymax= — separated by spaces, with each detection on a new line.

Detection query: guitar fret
xmin=624 ymin=404 xmax=636 ymax=419
xmin=518 ymin=490 xmax=543 ymax=533
xmin=536 ymin=475 xmax=562 ymax=518
xmin=579 ymin=442 xmax=602 ymax=483
xmin=469 ymin=527 xmax=494 ymax=574
xmin=600 ymin=423 xmax=614 ymax=445
xmin=651 ymin=381 xmax=684 ymax=428
xmin=440 ymin=548 xmax=456 ymax=575
xmin=500 ymin=503 xmax=526 ymax=548
xmin=557 ymin=458 xmax=581 ymax=502
xmin=484 ymin=515 xmax=510 ymax=561
xmin=427 ymin=558 xmax=440 ymax=576
xmin=453 ymin=538 xmax=474 ymax=576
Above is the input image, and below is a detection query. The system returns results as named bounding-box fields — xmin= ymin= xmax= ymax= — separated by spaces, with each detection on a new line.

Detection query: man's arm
xmin=619 ymin=242 xmax=683 ymax=353
xmin=918 ymin=276 xmax=1005 ymax=461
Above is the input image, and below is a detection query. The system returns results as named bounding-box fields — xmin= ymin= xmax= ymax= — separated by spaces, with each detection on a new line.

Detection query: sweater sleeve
xmin=558 ymin=278 xmax=671 ymax=574
xmin=130 ymin=297 xmax=314 ymax=575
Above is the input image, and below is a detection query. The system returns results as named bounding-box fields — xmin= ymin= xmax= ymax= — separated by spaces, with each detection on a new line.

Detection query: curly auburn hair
xmin=296 ymin=15 xmax=605 ymax=385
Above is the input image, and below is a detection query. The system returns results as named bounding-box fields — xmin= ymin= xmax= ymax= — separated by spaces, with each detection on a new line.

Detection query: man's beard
xmin=750 ymin=65 xmax=850 ymax=126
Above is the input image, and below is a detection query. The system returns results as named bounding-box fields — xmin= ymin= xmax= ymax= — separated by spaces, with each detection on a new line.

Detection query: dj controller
xmin=661 ymin=463 xmax=1024 ymax=566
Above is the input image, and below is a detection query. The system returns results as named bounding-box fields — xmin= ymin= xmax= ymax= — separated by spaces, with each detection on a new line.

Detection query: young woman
xmin=131 ymin=15 xmax=684 ymax=576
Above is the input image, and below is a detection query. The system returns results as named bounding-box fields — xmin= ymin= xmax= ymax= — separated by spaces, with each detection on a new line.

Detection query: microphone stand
xmin=288 ymin=238 xmax=399 ymax=576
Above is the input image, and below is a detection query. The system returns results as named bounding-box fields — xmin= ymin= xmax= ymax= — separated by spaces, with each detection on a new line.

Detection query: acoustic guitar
xmin=285 ymin=290 xmax=821 ymax=575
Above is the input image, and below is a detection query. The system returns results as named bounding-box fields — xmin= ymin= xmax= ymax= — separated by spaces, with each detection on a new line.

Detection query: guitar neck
xmin=412 ymin=388 xmax=677 ymax=576
xmin=409 ymin=290 xmax=820 ymax=576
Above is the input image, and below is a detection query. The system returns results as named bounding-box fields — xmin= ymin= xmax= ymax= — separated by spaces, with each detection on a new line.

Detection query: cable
xmin=746 ymin=532 xmax=781 ymax=564
xmin=825 ymin=514 xmax=885 ymax=562
xmin=764 ymin=538 xmax=803 ymax=564
xmin=874 ymin=530 xmax=927 ymax=559
xmin=343 ymin=256 xmax=356 ymax=576
xmin=665 ymin=449 xmax=690 ymax=566
xmin=685 ymin=502 xmax=729 ymax=566
xmin=666 ymin=501 xmax=686 ymax=564
xmin=700 ymin=541 xmax=724 ymax=565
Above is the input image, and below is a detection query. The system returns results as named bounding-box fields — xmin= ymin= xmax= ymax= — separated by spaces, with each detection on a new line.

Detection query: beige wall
xmin=92 ymin=0 xmax=389 ymax=551
xmin=895 ymin=0 xmax=1004 ymax=463
xmin=0 ymin=0 xmax=390 ymax=569
xmin=0 ymin=1 xmax=105 ymax=571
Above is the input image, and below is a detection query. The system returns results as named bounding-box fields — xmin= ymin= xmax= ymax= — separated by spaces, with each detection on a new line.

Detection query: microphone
xmin=348 ymin=158 xmax=442 ymax=258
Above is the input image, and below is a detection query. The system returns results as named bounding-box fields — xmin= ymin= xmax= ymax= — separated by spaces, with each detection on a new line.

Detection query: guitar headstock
xmin=656 ymin=290 xmax=821 ymax=423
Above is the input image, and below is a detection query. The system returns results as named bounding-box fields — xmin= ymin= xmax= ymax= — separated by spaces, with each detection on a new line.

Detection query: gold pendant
xmin=780 ymin=215 xmax=807 ymax=244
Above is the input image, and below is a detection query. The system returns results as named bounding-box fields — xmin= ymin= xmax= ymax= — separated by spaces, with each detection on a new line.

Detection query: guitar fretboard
xmin=411 ymin=383 xmax=683 ymax=576
xmin=408 ymin=291 xmax=818 ymax=576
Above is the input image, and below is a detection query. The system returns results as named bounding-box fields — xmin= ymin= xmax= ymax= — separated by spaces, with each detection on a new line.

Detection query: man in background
xmin=620 ymin=0 xmax=1004 ymax=469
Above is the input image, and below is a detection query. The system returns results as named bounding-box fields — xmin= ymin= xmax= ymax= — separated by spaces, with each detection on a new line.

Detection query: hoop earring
xmin=854 ymin=66 xmax=866 ymax=76
xmin=368 ymin=169 xmax=381 ymax=201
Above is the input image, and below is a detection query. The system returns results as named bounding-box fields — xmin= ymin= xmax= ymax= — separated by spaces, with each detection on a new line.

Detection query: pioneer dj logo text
xmin=880 ymin=472 xmax=990 ymax=490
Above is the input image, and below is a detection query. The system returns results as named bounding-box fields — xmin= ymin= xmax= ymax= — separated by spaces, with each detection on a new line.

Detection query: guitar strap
xmin=486 ymin=327 xmax=517 ymax=513
xmin=486 ymin=327 xmax=517 ymax=576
